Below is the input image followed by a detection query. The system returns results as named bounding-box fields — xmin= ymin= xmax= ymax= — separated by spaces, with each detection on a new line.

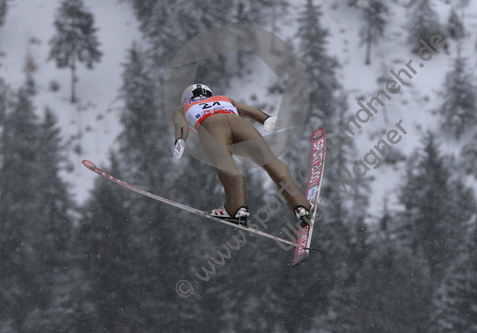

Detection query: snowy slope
xmin=318 ymin=1 xmax=477 ymax=218
xmin=0 ymin=0 xmax=141 ymax=204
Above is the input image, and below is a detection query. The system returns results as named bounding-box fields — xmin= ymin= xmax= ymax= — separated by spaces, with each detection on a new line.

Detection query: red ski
xmin=82 ymin=160 xmax=319 ymax=253
xmin=292 ymin=129 xmax=326 ymax=266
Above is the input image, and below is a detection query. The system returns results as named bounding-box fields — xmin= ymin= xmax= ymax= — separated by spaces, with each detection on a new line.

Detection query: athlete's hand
xmin=264 ymin=116 xmax=277 ymax=132
xmin=173 ymin=138 xmax=185 ymax=159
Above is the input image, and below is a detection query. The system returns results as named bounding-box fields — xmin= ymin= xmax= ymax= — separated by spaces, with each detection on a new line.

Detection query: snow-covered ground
xmin=319 ymin=1 xmax=477 ymax=218
xmin=1 ymin=0 xmax=476 ymax=218
xmin=0 ymin=0 xmax=141 ymax=204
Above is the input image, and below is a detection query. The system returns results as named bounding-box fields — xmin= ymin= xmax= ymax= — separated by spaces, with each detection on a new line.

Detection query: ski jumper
xmin=172 ymin=95 xmax=310 ymax=215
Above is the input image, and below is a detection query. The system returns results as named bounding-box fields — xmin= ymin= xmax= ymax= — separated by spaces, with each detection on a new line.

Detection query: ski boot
xmin=294 ymin=205 xmax=313 ymax=227
xmin=209 ymin=206 xmax=249 ymax=227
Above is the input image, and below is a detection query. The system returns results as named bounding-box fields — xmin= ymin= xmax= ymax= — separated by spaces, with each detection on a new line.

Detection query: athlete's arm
xmin=230 ymin=98 xmax=270 ymax=124
xmin=172 ymin=105 xmax=189 ymax=142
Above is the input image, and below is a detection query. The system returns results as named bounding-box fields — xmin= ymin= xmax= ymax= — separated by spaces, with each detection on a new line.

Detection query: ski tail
xmin=292 ymin=129 xmax=326 ymax=266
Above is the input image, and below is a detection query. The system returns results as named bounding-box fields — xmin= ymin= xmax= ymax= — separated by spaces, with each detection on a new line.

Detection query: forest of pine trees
xmin=0 ymin=0 xmax=476 ymax=332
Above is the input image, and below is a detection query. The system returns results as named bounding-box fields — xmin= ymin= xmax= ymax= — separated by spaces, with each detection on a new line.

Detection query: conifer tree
xmin=359 ymin=0 xmax=389 ymax=65
xmin=270 ymin=47 xmax=369 ymax=329
xmin=24 ymin=45 xmax=39 ymax=96
xmin=0 ymin=87 xmax=76 ymax=330
xmin=295 ymin=0 xmax=339 ymax=128
xmin=461 ymin=132 xmax=477 ymax=178
xmin=429 ymin=225 xmax=477 ymax=333
xmin=310 ymin=98 xmax=371 ymax=332
xmin=0 ymin=89 xmax=43 ymax=327
xmin=397 ymin=132 xmax=470 ymax=280
xmin=407 ymin=0 xmax=444 ymax=54
xmin=0 ymin=0 xmax=9 ymax=26
xmin=0 ymin=90 xmax=50 ymax=329
xmin=35 ymin=108 xmax=73 ymax=268
xmin=118 ymin=43 xmax=167 ymax=186
xmin=128 ymin=0 xmax=287 ymax=86
xmin=49 ymin=0 xmax=102 ymax=103
xmin=78 ymin=154 xmax=145 ymax=332
xmin=0 ymin=77 xmax=7 ymax=126
xmin=216 ymin=168 xmax=291 ymax=332
xmin=355 ymin=242 xmax=433 ymax=332
xmin=439 ymin=56 xmax=477 ymax=140
xmin=21 ymin=108 xmax=78 ymax=332
xmin=115 ymin=42 xmax=196 ymax=330
xmin=447 ymin=9 xmax=465 ymax=41
xmin=281 ymin=0 xmax=340 ymax=178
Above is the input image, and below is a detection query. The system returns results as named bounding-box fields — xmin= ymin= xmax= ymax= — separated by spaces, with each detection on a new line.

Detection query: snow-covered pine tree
xmin=275 ymin=4 xmax=370 ymax=329
xmin=344 ymin=199 xmax=434 ymax=332
xmin=279 ymin=0 xmax=339 ymax=176
xmin=0 ymin=88 xmax=43 ymax=330
xmin=128 ymin=0 xmax=287 ymax=87
xmin=0 ymin=77 xmax=7 ymax=128
xmin=359 ymin=0 xmax=389 ymax=65
xmin=295 ymin=0 xmax=339 ymax=129
xmin=118 ymin=43 xmax=168 ymax=186
xmin=447 ymin=0 xmax=470 ymax=37
xmin=20 ymin=107 xmax=77 ymax=332
xmin=439 ymin=56 xmax=477 ymax=140
xmin=35 ymin=108 xmax=73 ymax=272
xmin=48 ymin=0 xmax=102 ymax=103
xmin=354 ymin=241 xmax=432 ymax=333
xmin=0 ymin=0 xmax=9 ymax=26
xmin=215 ymin=168 xmax=293 ymax=332
xmin=116 ymin=42 xmax=209 ymax=331
xmin=461 ymin=132 xmax=477 ymax=178
xmin=429 ymin=223 xmax=477 ymax=333
xmin=307 ymin=96 xmax=372 ymax=333
xmin=24 ymin=66 xmax=37 ymax=97
xmin=396 ymin=132 xmax=470 ymax=281
xmin=234 ymin=0 xmax=290 ymax=76
xmin=447 ymin=9 xmax=465 ymax=41
xmin=117 ymin=41 xmax=175 ymax=326
xmin=406 ymin=0 xmax=444 ymax=54
xmin=282 ymin=8 xmax=347 ymax=326
xmin=0 ymin=89 xmax=75 ymax=330
xmin=24 ymin=40 xmax=39 ymax=97
xmin=78 ymin=153 xmax=145 ymax=332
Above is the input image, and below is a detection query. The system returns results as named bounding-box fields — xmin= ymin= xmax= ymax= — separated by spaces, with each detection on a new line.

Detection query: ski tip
xmin=82 ymin=160 xmax=97 ymax=170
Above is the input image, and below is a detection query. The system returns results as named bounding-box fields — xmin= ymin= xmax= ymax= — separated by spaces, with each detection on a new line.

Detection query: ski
xmin=82 ymin=160 xmax=319 ymax=253
xmin=292 ymin=128 xmax=326 ymax=266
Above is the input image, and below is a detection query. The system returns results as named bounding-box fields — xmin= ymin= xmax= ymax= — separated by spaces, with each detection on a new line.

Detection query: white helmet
xmin=181 ymin=84 xmax=213 ymax=104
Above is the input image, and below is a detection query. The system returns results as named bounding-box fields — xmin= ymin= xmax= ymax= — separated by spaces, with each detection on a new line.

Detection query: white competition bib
xmin=184 ymin=96 xmax=239 ymax=132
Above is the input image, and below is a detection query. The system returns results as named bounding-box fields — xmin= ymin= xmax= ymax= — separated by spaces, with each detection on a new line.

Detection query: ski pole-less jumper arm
xmin=230 ymin=98 xmax=270 ymax=124
xmin=172 ymin=105 xmax=189 ymax=143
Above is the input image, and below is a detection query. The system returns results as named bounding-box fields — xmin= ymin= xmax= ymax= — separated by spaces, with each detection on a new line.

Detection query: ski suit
xmin=172 ymin=95 xmax=310 ymax=216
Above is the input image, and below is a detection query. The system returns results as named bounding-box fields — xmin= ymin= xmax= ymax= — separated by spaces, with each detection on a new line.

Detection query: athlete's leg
xmin=226 ymin=114 xmax=310 ymax=213
xmin=262 ymin=159 xmax=310 ymax=213
xmin=198 ymin=114 xmax=247 ymax=215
